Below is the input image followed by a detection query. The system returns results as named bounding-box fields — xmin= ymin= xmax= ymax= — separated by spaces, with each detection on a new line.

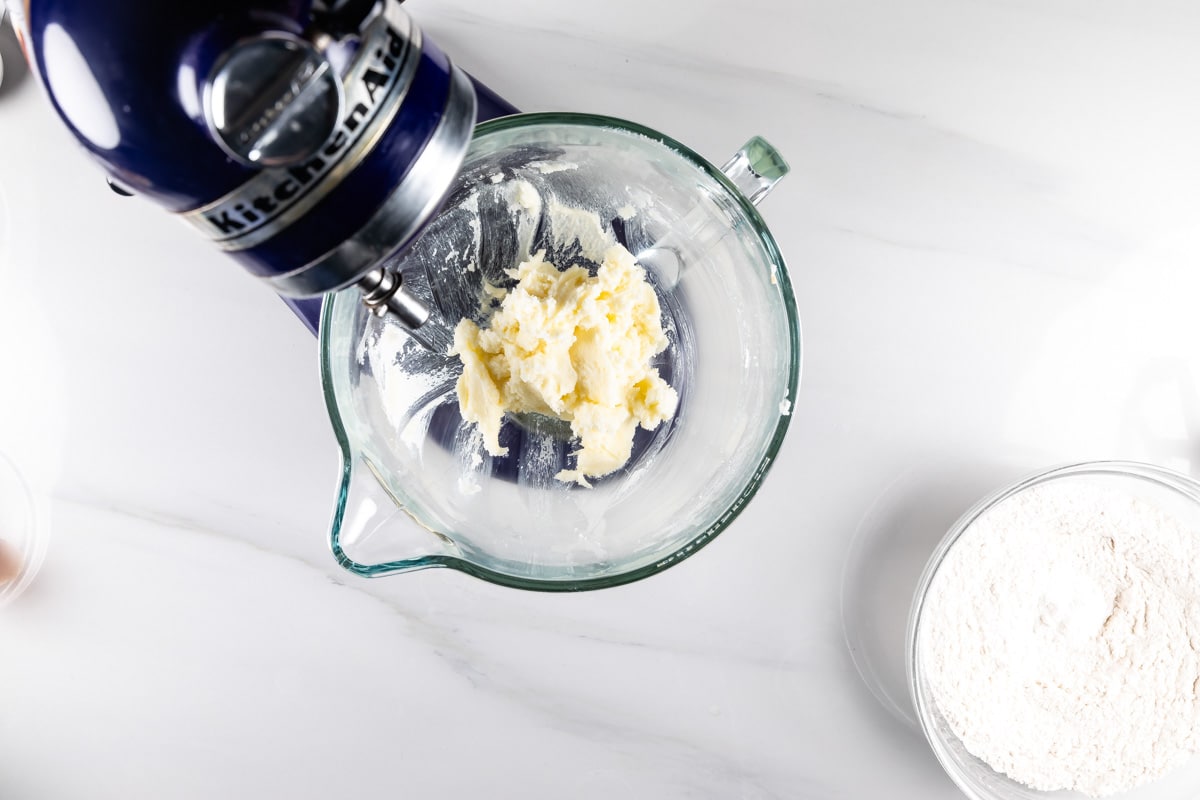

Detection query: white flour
xmin=923 ymin=480 xmax=1200 ymax=797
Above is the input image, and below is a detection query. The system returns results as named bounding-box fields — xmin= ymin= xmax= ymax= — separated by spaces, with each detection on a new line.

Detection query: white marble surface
xmin=2 ymin=1 xmax=1200 ymax=797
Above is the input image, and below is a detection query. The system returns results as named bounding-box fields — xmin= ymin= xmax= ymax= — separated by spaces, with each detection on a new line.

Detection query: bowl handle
xmin=720 ymin=137 xmax=790 ymax=206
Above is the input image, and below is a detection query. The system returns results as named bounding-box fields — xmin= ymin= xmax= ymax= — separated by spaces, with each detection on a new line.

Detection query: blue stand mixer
xmin=7 ymin=0 xmax=516 ymax=336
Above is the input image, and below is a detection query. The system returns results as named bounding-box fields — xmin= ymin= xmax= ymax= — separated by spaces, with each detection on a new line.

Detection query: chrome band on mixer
xmin=176 ymin=2 xmax=421 ymax=251
xmin=263 ymin=63 xmax=478 ymax=297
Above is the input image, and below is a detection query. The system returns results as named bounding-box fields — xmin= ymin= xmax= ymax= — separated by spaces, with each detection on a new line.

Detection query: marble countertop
xmin=3 ymin=1 xmax=1200 ymax=797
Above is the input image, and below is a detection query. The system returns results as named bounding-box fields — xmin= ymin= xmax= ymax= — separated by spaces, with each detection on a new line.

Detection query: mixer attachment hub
xmin=358 ymin=268 xmax=431 ymax=329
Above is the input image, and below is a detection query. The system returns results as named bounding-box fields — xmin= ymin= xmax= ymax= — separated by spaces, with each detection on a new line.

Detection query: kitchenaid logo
xmin=194 ymin=22 xmax=412 ymax=244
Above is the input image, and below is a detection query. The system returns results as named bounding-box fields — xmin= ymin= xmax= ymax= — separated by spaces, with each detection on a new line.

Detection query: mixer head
xmin=20 ymin=0 xmax=480 ymax=337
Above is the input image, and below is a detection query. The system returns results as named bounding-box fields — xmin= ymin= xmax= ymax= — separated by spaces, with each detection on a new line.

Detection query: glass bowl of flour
xmin=909 ymin=461 xmax=1200 ymax=800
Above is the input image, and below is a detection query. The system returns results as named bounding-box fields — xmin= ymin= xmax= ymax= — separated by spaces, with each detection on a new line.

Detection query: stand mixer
xmin=6 ymin=0 xmax=515 ymax=338
xmin=4 ymin=0 xmax=803 ymax=590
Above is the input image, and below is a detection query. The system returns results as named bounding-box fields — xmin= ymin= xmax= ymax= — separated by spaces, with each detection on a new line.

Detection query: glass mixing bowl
xmin=0 ymin=448 xmax=47 ymax=607
xmin=908 ymin=461 xmax=1200 ymax=800
xmin=319 ymin=113 xmax=800 ymax=590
